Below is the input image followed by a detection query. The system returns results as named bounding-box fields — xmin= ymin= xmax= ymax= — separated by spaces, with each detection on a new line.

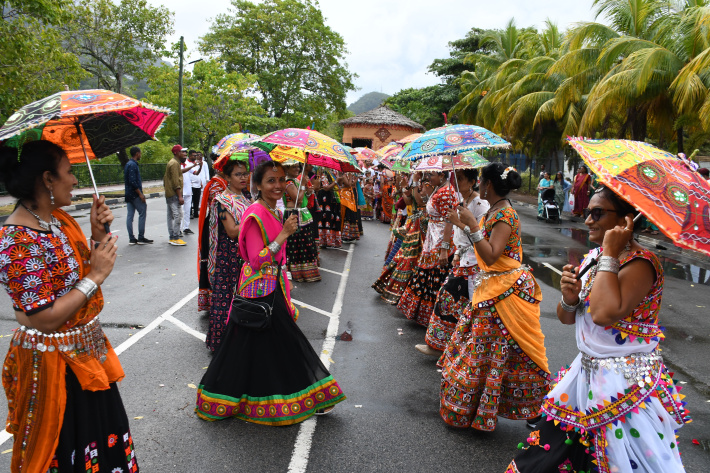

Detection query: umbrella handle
xmin=75 ymin=123 xmax=111 ymax=234
xmin=576 ymin=213 xmax=645 ymax=278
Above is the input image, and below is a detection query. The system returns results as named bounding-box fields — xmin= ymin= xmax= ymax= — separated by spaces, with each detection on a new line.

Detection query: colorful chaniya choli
xmin=397 ymin=185 xmax=457 ymax=326
xmin=440 ymin=207 xmax=550 ymax=432
xmin=506 ymin=247 xmax=690 ymax=473
xmin=196 ymin=203 xmax=345 ymax=426
xmin=373 ymin=201 xmax=427 ymax=305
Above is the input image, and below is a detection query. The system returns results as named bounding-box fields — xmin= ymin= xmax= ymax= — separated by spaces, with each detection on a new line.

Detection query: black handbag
xmin=229 ymin=264 xmax=281 ymax=331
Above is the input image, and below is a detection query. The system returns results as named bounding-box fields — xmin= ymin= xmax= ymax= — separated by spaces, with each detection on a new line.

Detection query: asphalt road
xmin=0 ymin=198 xmax=708 ymax=472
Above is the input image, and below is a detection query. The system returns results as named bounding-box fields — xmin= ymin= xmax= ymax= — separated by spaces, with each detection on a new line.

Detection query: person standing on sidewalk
xmin=124 ymin=146 xmax=153 ymax=245
xmin=193 ymin=151 xmax=209 ymax=218
xmin=181 ymin=151 xmax=202 ymax=236
xmin=164 ymin=145 xmax=188 ymax=246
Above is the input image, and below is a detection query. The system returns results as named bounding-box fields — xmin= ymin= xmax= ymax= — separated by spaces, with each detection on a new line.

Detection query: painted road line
xmin=291 ymin=299 xmax=333 ymax=318
xmin=114 ymin=288 xmax=198 ymax=356
xmin=287 ymin=242 xmax=354 ymax=473
xmin=542 ymin=262 xmax=563 ymax=276
xmin=334 ymin=247 xmax=353 ymax=253
xmin=319 ymin=267 xmax=343 ymax=276
xmin=0 ymin=429 xmax=11 ymax=449
xmin=164 ymin=313 xmax=207 ymax=342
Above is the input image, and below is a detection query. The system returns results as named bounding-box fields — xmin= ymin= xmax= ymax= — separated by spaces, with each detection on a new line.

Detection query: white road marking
xmin=334 ymin=247 xmax=353 ymax=253
xmin=0 ymin=429 xmax=11 ymax=448
xmin=164 ymin=314 xmax=206 ymax=341
xmin=291 ymin=299 xmax=333 ymax=318
xmin=287 ymin=243 xmax=354 ymax=473
xmin=114 ymin=288 xmax=198 ymax=355
xmin=318 ymin=267 xmax=343 ymax=276
xmin=542 ymin=262 xmax=563 ymax=276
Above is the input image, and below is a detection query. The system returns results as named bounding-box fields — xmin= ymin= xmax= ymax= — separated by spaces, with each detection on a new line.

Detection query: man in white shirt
xmin=181 ymin=150 xmax=202 ymax=235
xmin=191 ymin=151 xmax=210 ymax=219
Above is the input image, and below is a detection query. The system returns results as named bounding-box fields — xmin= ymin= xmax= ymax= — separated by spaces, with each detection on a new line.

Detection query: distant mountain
xmin=347 ymin=91 xmax=390 ymax=115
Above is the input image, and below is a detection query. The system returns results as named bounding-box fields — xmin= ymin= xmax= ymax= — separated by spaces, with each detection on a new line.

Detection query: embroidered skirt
xmin=396 ymin=252 xmax=451 ymax=327
xmin=507 ymin=353 xmax=688 ymax=473
xmin=196 ymin=286 xmax=346 ymax=425
xmin=440 ymin=297 xmax=549 ymax=431
xmin=207 ymin=227 xmax=244 ymax=352
xmin=341 ymin=206 xmax=360 ymax=242
xmin=49 ymin=368 xmax=138 ymax=472
xmin=285 ymin=221 xmax=321 ymax=282
xmin=317 ymin=190 xmax=341 ymax=248
xmin=425 ymin=266 xmax=476 ymax=352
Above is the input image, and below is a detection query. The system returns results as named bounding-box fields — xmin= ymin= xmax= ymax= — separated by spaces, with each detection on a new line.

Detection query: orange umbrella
xmin=569 ymin=138 xmax=710 ymax=257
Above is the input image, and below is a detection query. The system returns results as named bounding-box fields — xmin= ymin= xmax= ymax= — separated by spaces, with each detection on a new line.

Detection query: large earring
xmin=49 ymin=188 xmax=55 ymax=206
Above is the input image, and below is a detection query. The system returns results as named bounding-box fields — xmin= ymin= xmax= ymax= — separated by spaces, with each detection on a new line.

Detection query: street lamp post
xmin=177 ymin=35 xmax=202 ymax=147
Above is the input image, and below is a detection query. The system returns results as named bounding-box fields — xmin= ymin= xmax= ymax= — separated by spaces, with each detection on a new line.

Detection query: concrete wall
xmin=342 ymin=125 xmax=422 ymax=150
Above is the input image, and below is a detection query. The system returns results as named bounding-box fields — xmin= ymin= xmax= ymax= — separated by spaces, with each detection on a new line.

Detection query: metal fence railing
xmin=0 ymin=163 xmax=166 ymax=196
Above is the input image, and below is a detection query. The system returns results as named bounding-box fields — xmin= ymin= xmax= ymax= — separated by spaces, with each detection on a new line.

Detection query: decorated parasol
xmin=414 ymin=152 xmax=489 ymax=172
xmin=352 ymin=147 xmax=378 ymax=162
xmin=212 ymin=132 xmax=258 ymax=156
xmin=391 ymin=160 xmax=411 ymax=174
xmin=0 ymin=89 xmax=170 ymax=232
xmin=396 ymin=133 xmax=423 ymax=144
xmin=568 ymin=138 xmax=710 ymax=259
xmin=399 ymin=124 xmax=510 ymax=161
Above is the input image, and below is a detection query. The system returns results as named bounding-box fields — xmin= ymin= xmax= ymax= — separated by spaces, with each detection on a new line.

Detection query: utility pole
xmin=178 ymin=36 xmax=184 ymax=146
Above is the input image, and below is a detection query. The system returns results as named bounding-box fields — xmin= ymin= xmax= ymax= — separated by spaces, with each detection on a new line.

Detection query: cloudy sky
xmin=150 ymin=0 xmax=599 ymax=104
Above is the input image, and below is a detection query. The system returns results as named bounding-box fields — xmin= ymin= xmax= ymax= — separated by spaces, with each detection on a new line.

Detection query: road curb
xmin=0 ymin=192 xmax=165 ymax=224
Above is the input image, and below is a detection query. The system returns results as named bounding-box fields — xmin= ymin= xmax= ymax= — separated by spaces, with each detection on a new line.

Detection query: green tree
xmin=61 ymin=0 xmax=174 ymax=95
xmin=199 ymin=0 xmax=356 ymax=125
xmin=384 ymin=85 xmax=456 ymax=129
xmin=0 ymin=0 xmax=87 ymax=121
xmin=145 ymin=59 xmax=279 ymax=157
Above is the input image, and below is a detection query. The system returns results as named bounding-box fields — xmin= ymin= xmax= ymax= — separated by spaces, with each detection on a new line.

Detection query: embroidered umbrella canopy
xmin=0 ymin=89 xmax=169 ymax=163
xmin=211 ymin=132 xmax=258 ymax=156
xmin=0 ymin=89 xmax=170 ymax=195
xmin=353 ymin=147 xmax=378 ymax=162
xmin=399 ymin=124 xmax=510 ymax=161
xmin=396 ymin=133 xmax=423 ymax=144
xmin=414 ymin=152 xmax=489 ymax=172
xmin=568 ymin=138 xmax=710 ymax=257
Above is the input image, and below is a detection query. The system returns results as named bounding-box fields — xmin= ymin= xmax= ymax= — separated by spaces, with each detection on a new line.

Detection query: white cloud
xmin=149 ymin=0 xmax=598 ymax=103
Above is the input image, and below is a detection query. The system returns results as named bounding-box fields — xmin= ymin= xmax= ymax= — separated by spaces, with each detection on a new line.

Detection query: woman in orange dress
xmin=440 ymin=163 xmax=550 ymax=431
xmin=0 ymin=141 xmax=137 ymax=472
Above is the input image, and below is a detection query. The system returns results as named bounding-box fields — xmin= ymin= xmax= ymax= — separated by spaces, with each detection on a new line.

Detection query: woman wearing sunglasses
xmin=506 ymin=187 xmax=688 ymax=473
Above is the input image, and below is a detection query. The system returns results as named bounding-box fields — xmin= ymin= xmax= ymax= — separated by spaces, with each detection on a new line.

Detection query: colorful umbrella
xmin=0 ymin=89 xmax=170 ymax=195
xmin=396 ymin=133 xmax=423 ymax=144
xmin=391 ymin=160 xmax=411 ymax=174
xmin=353 ymin=147 xmax=378 ymax=162
xmin=399 ymin=124 xmax=510 ymax=161
xmin=212 ymin=132 xmax=258 ymax=156
xmin=414 ymin=152 xmax=489 ymax=172
xmin=0 ymin=89 xmax=169 ymax=163
xmin=568 ymin=138 xmax=710 ymax=257
xmin=251 ymin=128 xmax=352 ymax=162
xmin=376 ymin=143 xmax=405 ymax=160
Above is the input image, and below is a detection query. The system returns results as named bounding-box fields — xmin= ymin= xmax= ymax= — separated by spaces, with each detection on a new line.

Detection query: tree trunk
xmin=677 ymin=126 xmax=684 ymax=154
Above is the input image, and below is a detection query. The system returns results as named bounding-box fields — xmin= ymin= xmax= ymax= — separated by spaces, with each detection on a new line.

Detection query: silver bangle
xmin=560 ymin=295 xmax=580 ymax=312
xmin=267 ymin=241 xmax=281 ymax=254
xmin=597 ymin=256 xmax=620 ymax=274
xmin=469 ymin=230 xmax=484 ymax=243
xmin=74 ymin=277 xmax=98 ymax=300
xmin=440 ymin=241 xmax=451 ymax=250
xmin=463 ymin=225 xmax=471 ymax=234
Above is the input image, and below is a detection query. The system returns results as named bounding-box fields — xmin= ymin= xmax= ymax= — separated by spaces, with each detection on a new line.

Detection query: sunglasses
xmin=583 ymin=207 xmax=620 ymax=221
xmin=233 ymin=172 xmax=250 ymax=178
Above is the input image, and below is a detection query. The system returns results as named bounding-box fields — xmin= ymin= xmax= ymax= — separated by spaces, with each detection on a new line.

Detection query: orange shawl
xmin=471 ymin=210 xmax=549 ymax=373
xmin=2 ymin=209 xmax=124 ymax=473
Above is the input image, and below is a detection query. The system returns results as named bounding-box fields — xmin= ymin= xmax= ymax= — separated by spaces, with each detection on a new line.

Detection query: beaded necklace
xmin=259 ymin=198 xmax=282 ymax=223
xmin=20 ymin=203 xmax=62 ymax=236
xmin=578 ymin=242 xmax=632 ymax=303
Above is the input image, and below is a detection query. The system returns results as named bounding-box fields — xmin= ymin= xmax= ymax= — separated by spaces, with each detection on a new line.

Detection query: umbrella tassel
xmin=75 ymin=122 xmax=111 ymax=234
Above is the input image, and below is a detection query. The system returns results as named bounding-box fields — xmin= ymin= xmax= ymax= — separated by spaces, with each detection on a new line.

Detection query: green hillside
xmin=347 ymin=91 xmax=390 ymax=115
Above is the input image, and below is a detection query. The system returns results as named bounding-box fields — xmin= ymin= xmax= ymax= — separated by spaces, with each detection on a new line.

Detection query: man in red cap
xmin=164 ymin=145 xmax=190 ymax=245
